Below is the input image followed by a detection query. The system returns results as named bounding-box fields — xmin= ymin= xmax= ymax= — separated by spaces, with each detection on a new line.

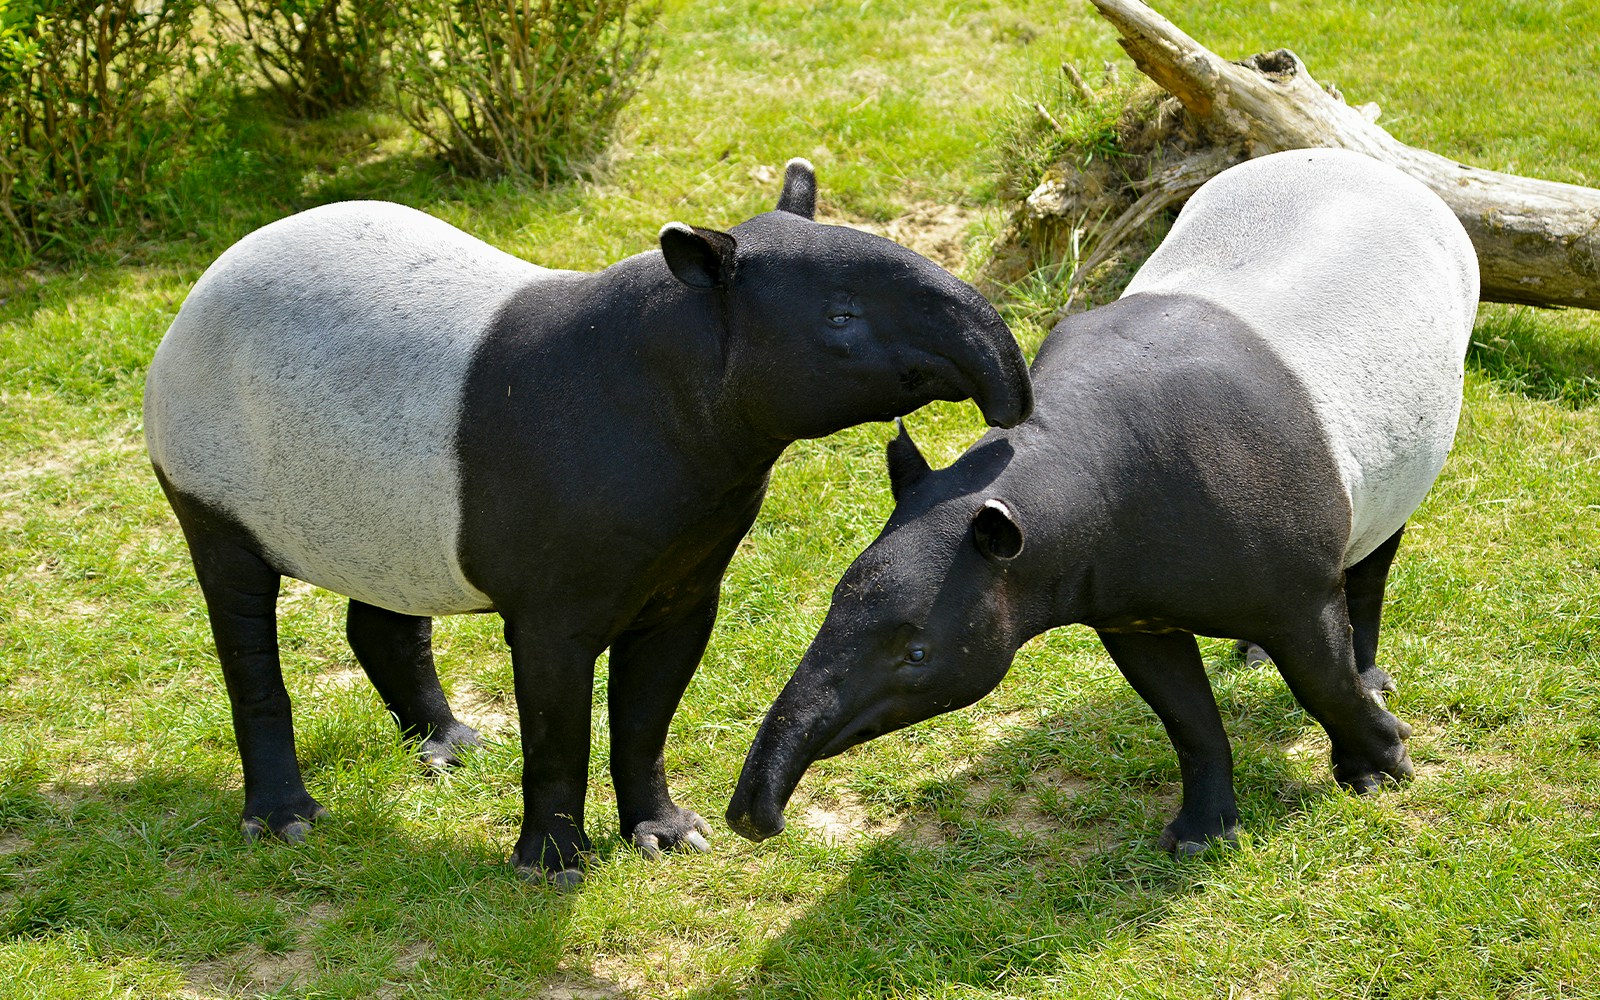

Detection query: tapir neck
xmin=970 ymin=420 xmax=1123 ymax=639
xmin=580 ymin=254 xmax=795 ymax=483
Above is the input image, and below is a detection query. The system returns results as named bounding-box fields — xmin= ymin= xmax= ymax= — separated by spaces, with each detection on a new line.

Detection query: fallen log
xmin=1009 ymin=0 xmax=1600 ymax=311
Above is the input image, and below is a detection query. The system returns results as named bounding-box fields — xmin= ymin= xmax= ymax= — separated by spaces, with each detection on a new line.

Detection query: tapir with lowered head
xmin=728 ymin=149 xmax=1479 ymax=855
xmin=144 ymin=160 xmax=1032 ymax=886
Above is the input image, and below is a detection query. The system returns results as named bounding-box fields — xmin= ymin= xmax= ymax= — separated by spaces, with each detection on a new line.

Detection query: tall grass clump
xmin=390 ymin=0 xmax=659 ymax=181
xmin=0 ymin=0 xmax=235 ymax=265
xmin=977 ymin=64 xmax=1185 ymax=308
xmin=231 ymin=0 xmax=395 ymax=119
xmin=991 ymin=64 xmax=1132 ymax=207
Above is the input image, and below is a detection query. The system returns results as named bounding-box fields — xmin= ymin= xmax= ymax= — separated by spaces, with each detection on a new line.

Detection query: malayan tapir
xmin=727 ymin=148 xmax=1479 ymax=855
xmin=143 ymin=160 xmax=1033 ymax=885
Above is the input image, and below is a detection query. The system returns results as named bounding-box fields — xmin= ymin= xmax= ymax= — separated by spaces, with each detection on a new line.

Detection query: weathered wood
xmin=1085 ymin=0 xmax=1600 ymax=310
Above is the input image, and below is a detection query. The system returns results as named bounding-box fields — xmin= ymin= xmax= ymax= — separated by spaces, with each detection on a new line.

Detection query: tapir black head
xmin=727 ymin=423 xmax=1030 ymax=842
xmin=657 ymin=159 xmax=1032 ymax=438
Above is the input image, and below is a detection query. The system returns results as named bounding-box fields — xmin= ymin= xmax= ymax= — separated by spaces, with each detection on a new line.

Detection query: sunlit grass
xmin=3 ymin=0 xmax=1599 ymax=997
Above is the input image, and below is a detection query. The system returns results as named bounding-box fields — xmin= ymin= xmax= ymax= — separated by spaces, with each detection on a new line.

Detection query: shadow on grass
xmin=690 ymin=651 xmax=1340 ymax=996
xmin=0 ymin=767 xmax=615 ymax=995
xmin=1468 ymin=305 xmax=1600 ymax=408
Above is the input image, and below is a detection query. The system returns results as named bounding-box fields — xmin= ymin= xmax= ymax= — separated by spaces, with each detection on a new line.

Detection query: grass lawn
xmin=3 ymin=0 xmax=1599 ymax=997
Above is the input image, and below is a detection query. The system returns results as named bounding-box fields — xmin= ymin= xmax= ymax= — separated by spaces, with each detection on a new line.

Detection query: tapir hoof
xmin=1337 ymin=759 xmax=1415 ymax=795
xmin=418 ymin=722 xmax=482 ymax=773
xmin=514 ymin=863 xmax=585 ymax=890
xmin=1365 ymin=667 xmax=1398 ymax=694
xmin=1157 ymin=816 xmax=1238 ymax=858
xmin=241 ymin=800 xmax=329 ymax=843
xmin=1335 ymin=734 xmax=1415 ymax=795
xmin=630 ymin=809 xmax=713 ymax=859
xmin=1234 ymin=640 xmax=1273 ymax=669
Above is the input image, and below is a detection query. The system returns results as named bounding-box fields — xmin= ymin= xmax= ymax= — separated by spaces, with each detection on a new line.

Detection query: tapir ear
xmin=886 ymin=419 xmax=931 ymax=502
xmin=775 ymin=157 xmax=817 ymax=220
xmin=972 ymin=498 xmax=1024 ymax=561
xmin=660 ymin=222 xmax=737 ymax=290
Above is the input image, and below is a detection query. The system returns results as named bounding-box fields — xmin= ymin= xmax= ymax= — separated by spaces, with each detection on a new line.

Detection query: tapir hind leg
xmin=346 ymin=600 xmax=480 ymax=770
xmin=1261 ymin=596 xmax=1414 ymax=795
xmin=1097 ymin=630 xmax=1238 ymax=856
xmin=1344 ymin=526 xmax=1405 ymax=700
xmin=186 ymin=530 xmax=328 ymax=841
xmin=607 ymin=602 xmax=717 ymax=859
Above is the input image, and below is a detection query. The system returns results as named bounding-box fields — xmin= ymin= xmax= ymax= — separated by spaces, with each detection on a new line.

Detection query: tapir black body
xmin=144 ymin=161 xmax=1032 ymax=884
xmin=728 ymin=150 xmax=1479 ymax=854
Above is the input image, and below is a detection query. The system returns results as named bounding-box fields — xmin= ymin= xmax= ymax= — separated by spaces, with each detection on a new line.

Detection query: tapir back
xmin=1122 ymin=149 xmax=1479 ymax=565
xmin=145 ymin=201 xmax=552 ymax=615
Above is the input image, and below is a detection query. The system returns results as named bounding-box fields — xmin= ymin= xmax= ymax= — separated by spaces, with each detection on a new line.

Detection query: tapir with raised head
xmin=728 ymin=148 xmax=1479 ymax=855
xmin=144 ymin=161 xmax=1032 ymax=885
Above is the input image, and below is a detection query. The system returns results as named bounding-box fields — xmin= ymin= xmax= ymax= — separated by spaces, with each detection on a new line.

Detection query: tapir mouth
xmin=726 ymin=700 xmax=908 ymax=843
xmin=814 ymin=716 xmax=886 ymax=760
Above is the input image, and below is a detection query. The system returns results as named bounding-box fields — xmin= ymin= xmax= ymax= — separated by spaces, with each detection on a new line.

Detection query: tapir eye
xmin=827 ymin=311 xmax=855 ymax=327
xmin=905 ymin=645 xmax=927 ymax=664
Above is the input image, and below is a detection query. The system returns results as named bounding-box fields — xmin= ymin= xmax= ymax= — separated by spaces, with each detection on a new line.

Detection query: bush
xmin=390 ymin=0 xmax=659 ymax=182
xmin=0 ymin=0 xmax=234 ymax=263
xmin=232 ymin=0 xmax=395 ymax=119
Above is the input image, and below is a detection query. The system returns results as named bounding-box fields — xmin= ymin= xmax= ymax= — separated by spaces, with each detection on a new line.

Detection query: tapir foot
xmin=627 ymin=807 xmax=712 ymax=860
xmin=1234 ymin=640 xmax=1274 ymax=669
xmin=1335 ymin=751 xmax=1415 ymax=795
xmin=516 ymin=864 xmax=586 ymax=891
xmin=1333 ymin=717 xmax=1415 ymax=794
xmin=1157 ymin=810 xmax=1239 ymax=858
xmin=418 ymin=721 xmax=482 ymax=772
xmin=510 ymin=827 xmax=594 ymax=890
xmin=241 ymin=795 xmax=330 ymax=844
xmin=1360 ymin=666 xmax=1398 ymax=701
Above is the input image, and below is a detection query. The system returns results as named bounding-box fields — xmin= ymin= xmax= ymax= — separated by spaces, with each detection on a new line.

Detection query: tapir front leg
xmin=505 ymin=618 xmax=598 ymax=887
xmin=188 ymin=532 xmax=328 ymax=841
xmin=346 ymin=600 xmax=481 ymax=770
xmin=607 ymin=601 xmax=718 ymax=859
xmin=1263 ymin=597 xmax=1414 ymax=794
xmin=1098 ymin=630 xmax=1238 ymax=855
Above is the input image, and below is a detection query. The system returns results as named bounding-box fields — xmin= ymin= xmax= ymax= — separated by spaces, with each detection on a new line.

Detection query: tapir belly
xmin=1122 ymin=149 xmax=1479 ymax=566
xmin=145 ymin=201 xmax=555 ymax=616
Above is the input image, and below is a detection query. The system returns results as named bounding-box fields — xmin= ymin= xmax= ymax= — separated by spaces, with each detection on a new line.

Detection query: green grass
xmin=4 ymin=0 xmax=1600 ymax=997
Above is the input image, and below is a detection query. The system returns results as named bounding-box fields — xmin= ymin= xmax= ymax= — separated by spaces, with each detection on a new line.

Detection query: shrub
xmin=0 ymin=0 xmax=234 ymax=264
xmin=390 ymin=0 xmax=659 ymax=182
xmin=232 ymin=0 xmax=395 ymax=119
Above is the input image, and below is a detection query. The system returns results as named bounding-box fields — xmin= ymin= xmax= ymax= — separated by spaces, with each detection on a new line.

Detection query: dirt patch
xmin=971 ymin=771 xmax=1093 ymax=839
xmin=182 ymin=901 xmax=337 ymax=997
xmin=746 ymin=164 xmax=983 ymax=272
xmin=185 ymin=945 xmax=319 ymax=997
xmin=1412 ymin=760 xmax=1449 ymax=781
xmin=536 ymin=970 xmax=630 ymax=1000
xmin=1284 ymin=733 xmax=1331 ymax=765
xmin=0 ymin=832 xmax=31 ymax=855
xmin=1231 ymin=963 xmax=1290 ymax=1000
xmin=831 ymin=202 xmax=982 ymax=272
xmin=453 ymin=679 xmax=517 ymax=737
xmin=589 ymin=929 xmax=720 ymax=997
xmin=0 ymin=426 xmax=142 ymax=494
xmin=797 ymin=793 xmax=893 ymax=846
xmin=393 ymin=940 xmax=435 ymax=971
xmin=0 ymin=454 xmax=79 ymax=491
xmin=314 ymin=666 xmax=367 ymax=692
xmin=971 ymin=708 xmax=1035 ymax=741
xmin=790 ymin=785 xmax=948 ymax=850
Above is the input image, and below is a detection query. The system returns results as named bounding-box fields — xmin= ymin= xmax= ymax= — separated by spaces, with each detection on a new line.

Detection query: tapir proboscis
xmin=727 ymin=148 xmax=1480 ymax=855
xmin=144 ymin=160 xmax=1033 ymax=885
